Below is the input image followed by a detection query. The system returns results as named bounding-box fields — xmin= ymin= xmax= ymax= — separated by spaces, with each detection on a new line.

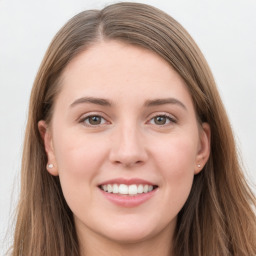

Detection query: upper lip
xmin=98 ymin=178 xmax=157 ymax=186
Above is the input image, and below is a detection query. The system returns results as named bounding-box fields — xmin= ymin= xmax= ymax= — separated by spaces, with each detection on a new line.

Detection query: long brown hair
xmin=10 ymin=2 xmax=256 ymax=255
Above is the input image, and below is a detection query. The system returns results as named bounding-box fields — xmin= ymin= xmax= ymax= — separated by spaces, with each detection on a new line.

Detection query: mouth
xmin=98 ymin=183 xmax=158 ymax=196
xmin=98 ymin=179 xmax=158 ymax=207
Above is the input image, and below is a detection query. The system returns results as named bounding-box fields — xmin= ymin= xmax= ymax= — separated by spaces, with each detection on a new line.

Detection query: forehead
xmin=57 ymin=40 xmax=194 ymax=109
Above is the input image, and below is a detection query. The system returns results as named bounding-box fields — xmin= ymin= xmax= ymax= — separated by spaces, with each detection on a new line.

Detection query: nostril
xmin=112 ymin=159 xmax=144 ymax=167
xmin=124 ymin=160 xmax=144 ymax=168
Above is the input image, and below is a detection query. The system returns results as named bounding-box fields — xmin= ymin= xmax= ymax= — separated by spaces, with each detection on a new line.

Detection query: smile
xmin=98 ymin=178 xmax=159 ymax=207
xmin=99 ymin=184 xmax=158 ymax=196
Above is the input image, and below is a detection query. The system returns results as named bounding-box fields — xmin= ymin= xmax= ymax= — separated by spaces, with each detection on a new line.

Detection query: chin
xmin=98 ymin=217 xmax=170 ymax=244
xmin=102 ymin=228 xmax=156 ymax=244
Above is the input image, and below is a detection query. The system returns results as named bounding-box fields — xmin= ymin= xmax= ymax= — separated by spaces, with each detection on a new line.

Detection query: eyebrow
xmin=70 ymin=97 xmax=112 ymax=108
xmin=144 ymin=98 xmax=187 ymax=110
xmin=70 ymin=96 xmax=187 ymax=110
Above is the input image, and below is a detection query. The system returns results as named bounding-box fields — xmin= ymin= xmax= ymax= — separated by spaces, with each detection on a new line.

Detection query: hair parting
xmin=9 ymin=2 xmax=255 ymax=256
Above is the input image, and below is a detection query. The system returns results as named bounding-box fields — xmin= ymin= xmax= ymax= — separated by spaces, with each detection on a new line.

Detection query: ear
xmin=195 ymin=122 xmax=211 ymax=174
xmin=38 ymin=120 xmax=59 ymax=176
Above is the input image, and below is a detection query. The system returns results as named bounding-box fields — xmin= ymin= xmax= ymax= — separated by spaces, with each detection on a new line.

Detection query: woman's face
xmin=40 ymin=41 xmax=210 ymax=245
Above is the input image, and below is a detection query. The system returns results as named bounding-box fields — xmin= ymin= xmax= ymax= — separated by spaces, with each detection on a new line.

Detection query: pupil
xmin=155 ymin=116 xmax=166 ymax=125
xmin=89 ymin=116 xmax=101 ymax=125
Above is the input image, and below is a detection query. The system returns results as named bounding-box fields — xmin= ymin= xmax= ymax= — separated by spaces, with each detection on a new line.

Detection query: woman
xmin=10 ymin=2 xmax=256 ymax=256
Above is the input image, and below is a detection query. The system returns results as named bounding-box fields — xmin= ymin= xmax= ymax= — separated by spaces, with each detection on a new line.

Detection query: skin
xmin=39 ymin=41 xmax=210 ymax=256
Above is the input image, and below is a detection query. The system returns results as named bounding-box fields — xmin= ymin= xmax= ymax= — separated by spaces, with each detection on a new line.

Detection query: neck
xmin=77 ymin=222 xmax=175 ymax=256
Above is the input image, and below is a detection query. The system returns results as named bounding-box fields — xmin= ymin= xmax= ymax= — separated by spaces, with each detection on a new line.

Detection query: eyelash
xmin=79 ymin=113 xmax=176 ymax=127
xmin=147 ymin=114 xmax=176 ymax=126
xmin=79 ymin=114 xmax=109 ymax=127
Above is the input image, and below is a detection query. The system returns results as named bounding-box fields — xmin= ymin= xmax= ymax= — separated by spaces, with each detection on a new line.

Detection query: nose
xmin=109 ymin=123 xmax=148 ymax=168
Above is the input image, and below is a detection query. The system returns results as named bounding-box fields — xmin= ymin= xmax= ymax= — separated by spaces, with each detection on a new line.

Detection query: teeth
xmin=129 ymin=184 xmax=137 ymax=195
xmin=100 ymin=184 xmax=156 ymax=195
xmin=143 ymin=184 xmax=148 ymax=193
xmin=113 ymin=184 xmax=119 ymax=194
xmin=119 ymin=184 xmax=128 ymax=194
xmin=137 ymin=184 xmax=144 ymax=194
xmin=107 ymin=184 xmax=112 ymax=193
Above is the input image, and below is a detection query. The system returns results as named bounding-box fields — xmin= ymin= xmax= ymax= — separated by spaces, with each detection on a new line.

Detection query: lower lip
xmin=99 ymin=188 xmax=158 ymax=208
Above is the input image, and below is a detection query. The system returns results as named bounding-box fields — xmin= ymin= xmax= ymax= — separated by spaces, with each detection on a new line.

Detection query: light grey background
xmin=1 ymin=0 xmax=255 ymax=254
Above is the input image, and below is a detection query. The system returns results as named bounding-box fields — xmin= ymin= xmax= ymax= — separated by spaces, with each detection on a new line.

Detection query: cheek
xmin=53 ymin=129 xmax=108 ymax=177
xmin=155 ymin=133 xmax=197 ymax=173
xmin=153 ymin=134 xmax=197 ymax=206
xmin=52 ymin=130 xmax=108 ymax=207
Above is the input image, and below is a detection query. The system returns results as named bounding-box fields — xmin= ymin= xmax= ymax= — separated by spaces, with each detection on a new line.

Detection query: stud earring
xmin=48 ymin=164 xmax=54 ymax=169
xmin=197 ymin=164 xmax=201 ymax=168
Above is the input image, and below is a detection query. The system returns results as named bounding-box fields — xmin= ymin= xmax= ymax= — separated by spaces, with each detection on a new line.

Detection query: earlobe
xmin=46 ymin=163 xmax=58 ymax=176
xmin=195 ymin=122 xmax=211 ymax=174
xmin=38 ymin=120 xmax=59 ymax=176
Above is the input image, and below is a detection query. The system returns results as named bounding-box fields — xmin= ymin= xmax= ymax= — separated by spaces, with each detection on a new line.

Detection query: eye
xmin=148 ymin=114 xmax=176 ymax=126
xmin=81 ymin=115 xmax=108 ymax=126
